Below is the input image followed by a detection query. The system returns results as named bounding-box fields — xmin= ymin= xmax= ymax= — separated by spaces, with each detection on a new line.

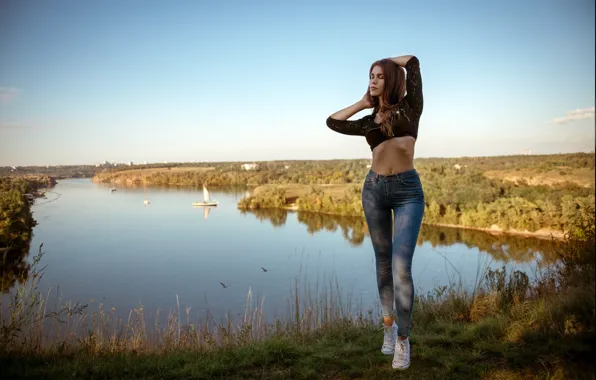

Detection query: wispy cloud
xmin=548 ymin=106 xmax=595 ymax=124
xmin=0 ymin=87 xmax=22 ymax=104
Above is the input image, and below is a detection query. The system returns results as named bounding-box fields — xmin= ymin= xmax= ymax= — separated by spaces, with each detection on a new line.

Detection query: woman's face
xmin=369 ymin=66 xmax=384 ymax=97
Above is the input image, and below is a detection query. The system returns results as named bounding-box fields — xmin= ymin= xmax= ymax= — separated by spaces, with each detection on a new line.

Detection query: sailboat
xmin=109 ymin=167 xmax=117 ymax=192
xmin=143 ymin=181 xmax=150 ymax=205
xmin=192 ymin=185 xmax=219 ymax=207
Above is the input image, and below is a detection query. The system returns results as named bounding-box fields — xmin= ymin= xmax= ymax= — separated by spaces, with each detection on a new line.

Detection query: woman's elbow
xmin=326 ymin=116 xmax=340 ymax=131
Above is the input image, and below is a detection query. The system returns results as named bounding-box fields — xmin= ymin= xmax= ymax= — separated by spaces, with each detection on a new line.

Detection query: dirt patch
xmin=484 ymin=168 xmax=594 ymax=188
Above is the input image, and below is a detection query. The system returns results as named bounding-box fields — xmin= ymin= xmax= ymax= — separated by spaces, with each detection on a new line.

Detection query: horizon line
xmin=2 ymin=151 xmax=595 ymax=168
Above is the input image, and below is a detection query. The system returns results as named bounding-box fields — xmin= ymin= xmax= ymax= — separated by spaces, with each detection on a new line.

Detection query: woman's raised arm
xmin=389 ymin=55 xmax=423 ymax=116
xmin=326 ymin=95 xmax=371 ymax=136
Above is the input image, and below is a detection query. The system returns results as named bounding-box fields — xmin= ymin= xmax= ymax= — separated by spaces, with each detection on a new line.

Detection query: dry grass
xmin=252 ymin=184 xmax=354 ymax=200
xmin=483 ymin=168 xmax=595 ymax=188
xmin=0 ymin=246 xmax=370 ymax=356
xmin=112 ymin=167 xmax=215 ymax=176
xmin=92 ymin=166 xmax=217 ymax=185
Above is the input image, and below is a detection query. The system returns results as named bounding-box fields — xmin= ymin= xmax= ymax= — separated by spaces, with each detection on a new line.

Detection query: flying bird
xmin=261 ymin=267 xmax=268 ymax=272
xmin=220 ymin=282 xmax=229 ymax=289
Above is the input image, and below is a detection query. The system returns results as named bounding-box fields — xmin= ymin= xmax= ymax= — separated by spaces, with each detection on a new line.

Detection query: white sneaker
xmin=392 ymin=338 xmax=410 ymax=370
xmin=381 ymin=322 xmax=398 ymax=355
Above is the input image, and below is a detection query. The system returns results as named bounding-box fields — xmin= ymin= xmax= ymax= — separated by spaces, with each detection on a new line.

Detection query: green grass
xmin=1 ymin=220 xmax=594 ymax=379
xmin=2 ymin=315 xmax=594 ymax=379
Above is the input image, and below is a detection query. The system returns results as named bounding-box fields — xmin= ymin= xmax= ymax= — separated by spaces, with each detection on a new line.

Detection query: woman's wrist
xmin=388 ymin=55 xmax=414 ymax=67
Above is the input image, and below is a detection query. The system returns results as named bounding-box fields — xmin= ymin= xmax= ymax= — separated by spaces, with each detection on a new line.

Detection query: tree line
xmin=0 ymin=176 xmax=54 ymax=293
xmin=86 ymin=152 xmax=596 ymax=233
xmin=232 ymin=154 xmax=594 ymax=234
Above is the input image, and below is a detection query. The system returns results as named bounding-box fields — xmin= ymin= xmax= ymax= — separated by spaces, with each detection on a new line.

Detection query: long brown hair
xmin=367 ymin=59 xmax=407 ymax=136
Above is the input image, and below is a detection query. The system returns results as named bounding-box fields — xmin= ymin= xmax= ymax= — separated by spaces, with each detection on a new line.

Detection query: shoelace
xmin=382 ymin=326 xmax=394 ymax=347
xmin=395 ymin=340 xmax=408 ymax=357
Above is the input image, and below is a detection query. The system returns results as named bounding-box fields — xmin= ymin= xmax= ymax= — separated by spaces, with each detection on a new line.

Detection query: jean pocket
xmin=400 ymin=174 xmax=421 ymax=188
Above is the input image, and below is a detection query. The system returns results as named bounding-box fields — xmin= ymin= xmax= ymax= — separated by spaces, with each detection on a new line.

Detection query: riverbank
xmin=0 ymin=175 xmax=56 ymax=293
xmin=423 ymin=222 xmax=566 ymax=240
xmin=92 ymin=166 xmax=216 ymax=185
xmin=238 ymin=183 xmax=582 ymax=240
xmin=1 ymin=218 xmax=594 ymax=379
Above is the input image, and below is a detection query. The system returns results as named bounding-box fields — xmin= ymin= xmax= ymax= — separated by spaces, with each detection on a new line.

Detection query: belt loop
xmin=398 ymin=174 xmax=406 ymax=185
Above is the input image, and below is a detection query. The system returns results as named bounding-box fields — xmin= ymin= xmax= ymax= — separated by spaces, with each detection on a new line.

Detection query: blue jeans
xmin=361 ymin=169 xmax=425 ymax=337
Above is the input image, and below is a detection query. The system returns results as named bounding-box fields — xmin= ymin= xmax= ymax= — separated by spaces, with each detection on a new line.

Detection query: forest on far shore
xmin=5 ymin=153 xmax=595 ymax=236
xmin=87 ymin=153 xmax=596 ymax=235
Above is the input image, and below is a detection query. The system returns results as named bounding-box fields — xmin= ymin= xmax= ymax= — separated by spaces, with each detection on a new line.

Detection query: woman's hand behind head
xmin=360 ymin=89 xmax=373 ymax=109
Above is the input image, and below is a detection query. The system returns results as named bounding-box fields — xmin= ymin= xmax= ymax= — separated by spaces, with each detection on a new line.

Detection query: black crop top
xmin=326 ymin=56 xmax=423 ymax=151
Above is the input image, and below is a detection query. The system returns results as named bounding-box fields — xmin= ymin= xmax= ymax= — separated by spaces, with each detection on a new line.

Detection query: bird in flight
xmin=220 ymin=282 xmax=229 ymax=288
xmin=261 ymin=267 xmax=268 ymax=272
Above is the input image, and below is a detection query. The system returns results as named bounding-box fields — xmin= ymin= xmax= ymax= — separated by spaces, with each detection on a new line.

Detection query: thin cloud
xmin=0 ymin=87 xmax=22 ymax=104
xmin=548 ymin=106 xmax=595 ymax=124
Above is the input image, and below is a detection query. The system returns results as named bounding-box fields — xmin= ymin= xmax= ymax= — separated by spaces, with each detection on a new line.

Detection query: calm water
xmin=12 ymin=179 xmax=559 ymax=323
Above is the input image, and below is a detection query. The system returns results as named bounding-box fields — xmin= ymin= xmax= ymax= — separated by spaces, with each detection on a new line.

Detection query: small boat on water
xmin=109 ymin=187 xmax=117 ymax=192
xmin=192 ymin=185 xmax=219 ymax=207
xmin=143 ymin=182 xmax=150 ymax=205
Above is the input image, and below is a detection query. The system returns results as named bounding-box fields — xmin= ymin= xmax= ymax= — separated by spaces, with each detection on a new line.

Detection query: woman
xmin=326 ymin=55 xmax=424 ymax=370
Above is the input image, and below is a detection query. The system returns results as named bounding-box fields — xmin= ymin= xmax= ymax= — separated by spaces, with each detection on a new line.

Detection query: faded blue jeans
xmin=361 ymin=169 xmax=425 ymax=337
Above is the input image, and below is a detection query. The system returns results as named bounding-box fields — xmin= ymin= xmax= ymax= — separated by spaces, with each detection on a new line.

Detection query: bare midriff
xmin=370 ymin=136 xmax=415 ymax=175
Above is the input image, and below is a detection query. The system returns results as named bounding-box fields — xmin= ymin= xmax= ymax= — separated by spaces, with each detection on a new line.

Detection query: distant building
xmin=127 ymin=161 xmax=134 ymax=166
xmin=241 ymin=163 xmax=259 ymax=170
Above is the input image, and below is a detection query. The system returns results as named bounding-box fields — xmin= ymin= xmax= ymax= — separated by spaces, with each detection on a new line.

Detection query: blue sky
xmin=1 ymin=0 xmax=594 ymax=166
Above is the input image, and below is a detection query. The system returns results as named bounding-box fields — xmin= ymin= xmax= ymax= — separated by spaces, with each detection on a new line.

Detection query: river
xmin=8 ymin=178 xmax=561 ymax=325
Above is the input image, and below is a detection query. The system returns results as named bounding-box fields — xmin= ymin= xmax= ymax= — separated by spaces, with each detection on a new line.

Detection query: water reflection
xmin=0 ymin=241 xmax=31 ymax=294
xmin=297 ymin=211 xmax=368 ymax=246
xmin=418 ymin=227 xmax=562 ymax=263
xmin=240 ymin=208 xmax=288 ymax=227
xmin=241 ymin=208 xmax=562 ymax=264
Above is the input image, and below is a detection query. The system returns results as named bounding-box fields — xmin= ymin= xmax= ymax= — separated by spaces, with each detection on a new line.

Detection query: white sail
xmin=203 ymin=185 xmax=210 ymax=202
